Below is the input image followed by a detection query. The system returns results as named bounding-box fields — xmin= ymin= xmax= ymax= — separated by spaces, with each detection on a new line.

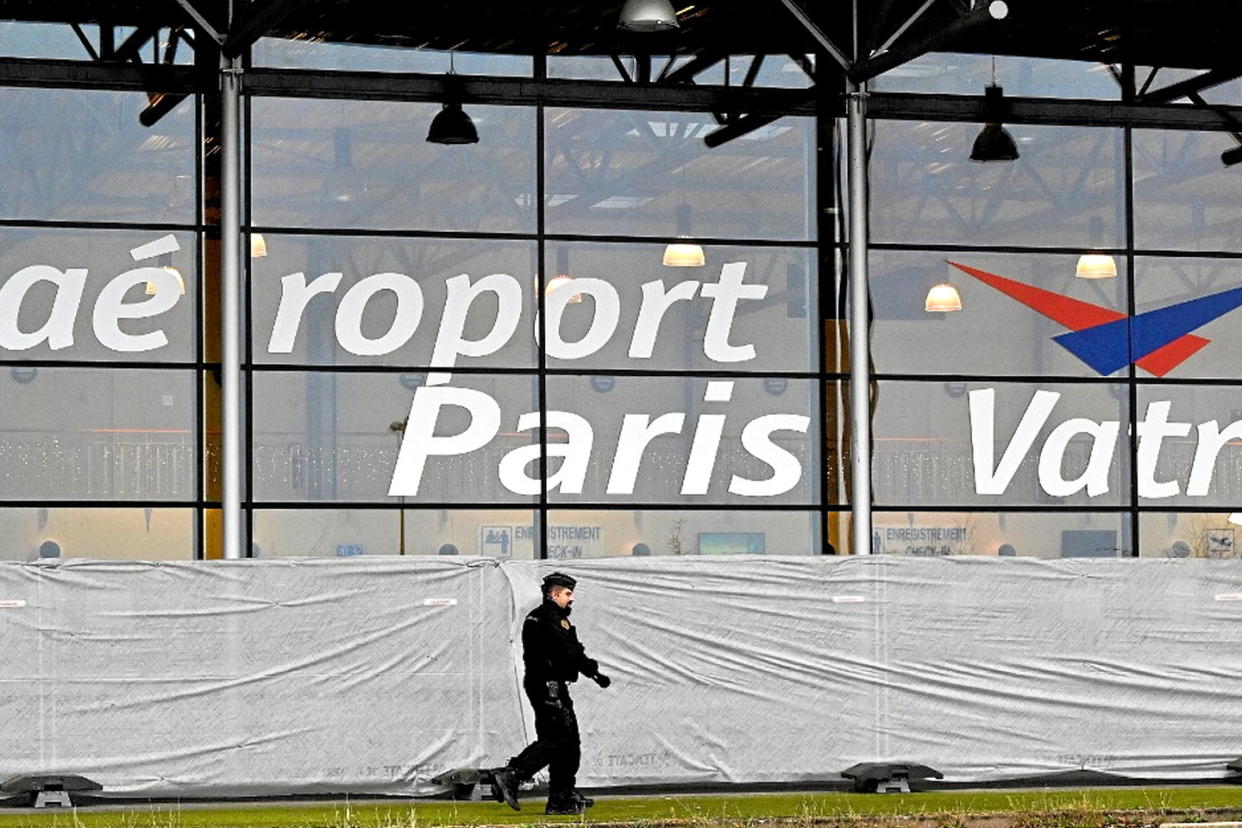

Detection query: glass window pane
xmin=0 ymin=89 xmax=195 ymax=223
xmin=253 ymin=40 xmax=532 ymax=75
xmin=1132 ymin=256 xmax=1242 ymax=380
xmin=1136 ymin=385 xmax=1242 ymax=509
xmin=251 ymin=234 xmax=536 ymax=368
xmin=203 ymin=370 xmax=247 ymax=502
xmin=1135 ymin=67 xmax=1242 ymax=107
xmin=545 ymin=108 xmax=814 ymax=241
xmin=873 ymin=54 xmax=1120 ymax=99
xmin=873 ymin=380 xmax=1132 ymax=508
xmin=544 ymin=375 xmax=819 ymax=506
xmin=0 ymin=228 xmax=197 ymax=363
xmin=540 ymin=242 xmax=818 ymax=373
xmin=0 ymin=507 xmax=194 ymax=561
xmin=250 ymin=98 xmax=537 ymax=233
xmin=1133 ymin=129 xmax=1242 ymax=253
xmin=872 ymin=510 xmax=1131 ymax=558
xmin=1139 ymin=512 xmax=1242 ymax=558
xmin=0 ymin=368 xmax=195 ymax=501
xmin=0 ymin=21 xmax=100 ymax=60
xmin=252 ymin=371 xmax=538 ymax=503
xmin=870 ymin=121 xmax=1123 ymax=248
xmin=871 ymin=250 xmax=1128 ymax=378
xmin=547 ymin=54 xmax=813 ymax=89
xmin=546 ymin=508 xmax=822 ymax=557
xmin=253 ymin=507 xmax=537 ymax=558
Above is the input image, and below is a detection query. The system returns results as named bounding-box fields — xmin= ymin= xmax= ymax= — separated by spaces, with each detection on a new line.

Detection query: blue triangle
xmin=1053 ymin=285 xmax=1242 ymax=376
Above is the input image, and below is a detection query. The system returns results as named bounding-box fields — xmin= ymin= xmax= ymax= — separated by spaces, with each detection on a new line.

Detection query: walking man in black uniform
xmin=492 ymin=572 xmax=610 ymax=814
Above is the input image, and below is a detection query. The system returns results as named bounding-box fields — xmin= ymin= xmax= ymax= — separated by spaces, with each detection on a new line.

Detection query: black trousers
xmin=509 ymin=678 xmax=580 ymax=800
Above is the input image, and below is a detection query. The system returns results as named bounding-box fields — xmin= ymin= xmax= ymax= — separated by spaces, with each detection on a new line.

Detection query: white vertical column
xmin=221 ymin=53 xmax=243 ymax=560
xmin=846 ymin=80 xmax=872 ymax=556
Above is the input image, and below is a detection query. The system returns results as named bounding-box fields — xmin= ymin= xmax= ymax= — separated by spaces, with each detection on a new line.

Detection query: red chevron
xmin=947 ymin=261 xmax=1210 ymax=377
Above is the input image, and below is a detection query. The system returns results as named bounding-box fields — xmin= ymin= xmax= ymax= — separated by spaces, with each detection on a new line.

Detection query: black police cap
xmin=542 ymin=572 xmax=577 ymax=591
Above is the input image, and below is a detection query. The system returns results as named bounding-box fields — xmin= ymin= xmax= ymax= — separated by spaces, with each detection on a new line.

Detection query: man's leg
xmin=544 ymin=697 xmax=584 ymax=814
xmin=496 ymin=682 xmax=569 ymax=810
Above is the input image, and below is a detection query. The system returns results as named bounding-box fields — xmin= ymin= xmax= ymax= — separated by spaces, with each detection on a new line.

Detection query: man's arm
xmin=569 ymin=628 xmax=610 ymax=687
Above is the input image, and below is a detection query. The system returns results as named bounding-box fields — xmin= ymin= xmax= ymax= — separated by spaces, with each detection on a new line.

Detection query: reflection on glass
xmin=870 ymin=251 xmax=1128 ymax=378
xmin=870 ymin=121 xmax=1122 ymax=248
xmin=1133 ymin=130 xmax=1242 ymax=254
xmin=0 ymin=369 xmax=195 ymax=501
xmin=251 ymin=372 xmax=539 ymax=503
xmin=250 ymin=98 xmax=537 ymax=232
xmin=0 ymin=507 xmax=193 ymax=561
xmin=870 ymin=511 xmax=1130 ymax=558
xmin=546 ymin=509 xmax=821 ymax=557
xmin=0 ymin=89 xmax=195 ymax=223
xmin=0 ymin=21 xmax=102 ymax=60
xmin=545 ymin=375 xmax=819 ymax=505
xmin=1133 ymin=256 xmax=1242 ymax=379
xmin=873 ymin=380 xmax=1131 ymax=508
xmin=547 ymin=54 xmax=813 ymax=89
xmin=1135 ymin=67 xmax=1242 ymax=107
xmin=873 ymin=53 xmax=1119 ymax=99
xmin=253 ymin=508 xmax=537 ymax=558
xmin=539 ymin=242 xmax=818 ymax=373
xmin=1138 ymin=512 xmax=1242 ymax=558
xmin=545 ymin=107 xmax=814 ymax=241
xmin=1135 ymin=385 xmax=1242 ymax=509
xmin=0 ymin=228 xmax=197 ymax=362
xmin=250 ymin=234 xmax=537 ymax=368
xmin=252 ymin=39 xmax=532 ymax=76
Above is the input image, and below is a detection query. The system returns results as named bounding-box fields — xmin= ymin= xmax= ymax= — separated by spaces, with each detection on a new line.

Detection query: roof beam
xmin=221 ymin=0 xmax=312 ymax=59
xmin=1138 ymin=67 xmax=1242 ymax=105
xmin=774 ymin=0 xmax=852 ymax=71
xmin=850 ymin=0 xmax=1006 ymax=82
xmin=170 ymin=0 xmax=223 ymax=45
xmin=703 ymin=111 xmax=784 ymax=147
xmin=867 ymin=91 xmax=1242 ymax=131
xmin=245 ymin=68 xmax=821 ymax=115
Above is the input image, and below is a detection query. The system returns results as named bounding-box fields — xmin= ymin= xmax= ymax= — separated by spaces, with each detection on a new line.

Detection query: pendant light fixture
xmin=250 ymin=233 xmax=268 ymax=258
xmin=664 ymin=147 xmax=704 ymax=268
xmin=970 ymin=58 xmax=1019 ymax=163
xmin=324 ymin=127 xmax=365 ymax=203
xmin=546 ymin=245 xmax=583 ymax=303
xmin=427 ymin=54 xmax=479 ymax=146
xmin=1076 ymin=216 xmax=1116 ymax=278
xmin=924 ymin=283 xmax=962 ymax=312
xmin=663 ymin=203 xmax=706 ymax=267
xmin=145 ymin=253 xmax=186 ymax=296
xmin=618 ymin=0 xmax=680 ymax=32
xmin=1075 ymin=254 xmax=1117 ymax=279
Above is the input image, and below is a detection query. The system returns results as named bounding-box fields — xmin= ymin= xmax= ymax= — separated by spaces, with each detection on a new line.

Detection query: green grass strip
xmin=3 ymin=788 xmax=1242 ymax=828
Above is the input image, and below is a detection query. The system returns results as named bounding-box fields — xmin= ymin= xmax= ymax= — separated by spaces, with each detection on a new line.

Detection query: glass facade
xmin=2 ymin=36 xmax=1240 ymax=561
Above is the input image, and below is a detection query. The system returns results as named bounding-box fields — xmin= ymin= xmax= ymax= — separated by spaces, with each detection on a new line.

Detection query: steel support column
xmin=846 ymin=80 xmax=872 ymax=556
xmin=221 ymin=53 xmax=243 ymax=560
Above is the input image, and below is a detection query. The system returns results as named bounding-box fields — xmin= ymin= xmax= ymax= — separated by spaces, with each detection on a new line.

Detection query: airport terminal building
xmin=8 ymin=0 xmax=1242 ymax=801
xmin=2 ymin=1 xmax=1242 ymax=564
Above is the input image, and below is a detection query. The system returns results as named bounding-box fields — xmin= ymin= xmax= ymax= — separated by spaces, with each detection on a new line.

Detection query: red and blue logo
xmin=948 ymin=261 xmax=1242 ymax=377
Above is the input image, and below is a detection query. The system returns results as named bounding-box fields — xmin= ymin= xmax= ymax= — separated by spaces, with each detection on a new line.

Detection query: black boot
xmin=545 ymin=793 xmax=586 ymax=815
xmin=573 ymin=791 xmax=595 ymax=808
xmin=491 ymin=768 xmax=521 ymax=811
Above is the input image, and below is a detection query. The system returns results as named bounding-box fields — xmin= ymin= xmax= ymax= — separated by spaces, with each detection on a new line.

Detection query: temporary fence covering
xmin=1 ymin=555 xmax=1240 ymax=798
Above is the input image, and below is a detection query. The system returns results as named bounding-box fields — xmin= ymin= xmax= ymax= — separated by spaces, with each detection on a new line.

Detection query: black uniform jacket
xmin=522 ymin=598 xmax=598 ymax=684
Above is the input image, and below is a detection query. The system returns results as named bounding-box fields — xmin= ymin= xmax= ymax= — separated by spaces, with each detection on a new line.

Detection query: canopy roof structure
xmin=2 ymin=0 xmax=1241 ymax=79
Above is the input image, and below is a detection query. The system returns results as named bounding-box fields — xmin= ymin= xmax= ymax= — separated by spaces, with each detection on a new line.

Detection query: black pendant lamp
xmin=427 ymin=63 xmax=479 ymax=146
xmin=970 ymin=83 xmax=1019 ymax=163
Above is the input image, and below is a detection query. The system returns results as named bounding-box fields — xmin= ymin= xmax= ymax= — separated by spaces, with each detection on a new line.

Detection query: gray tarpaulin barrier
xmin=1 ymin=555 xmax=1240 ymax=797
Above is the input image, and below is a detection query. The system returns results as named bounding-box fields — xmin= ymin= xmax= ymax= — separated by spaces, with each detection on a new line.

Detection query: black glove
xmin=591 ymin=672 xmax=611 ymax=688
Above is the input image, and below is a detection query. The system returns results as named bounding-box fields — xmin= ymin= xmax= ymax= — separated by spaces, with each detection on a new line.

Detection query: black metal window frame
xmin=3 ymin=51 xmax=1242 ymax=557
